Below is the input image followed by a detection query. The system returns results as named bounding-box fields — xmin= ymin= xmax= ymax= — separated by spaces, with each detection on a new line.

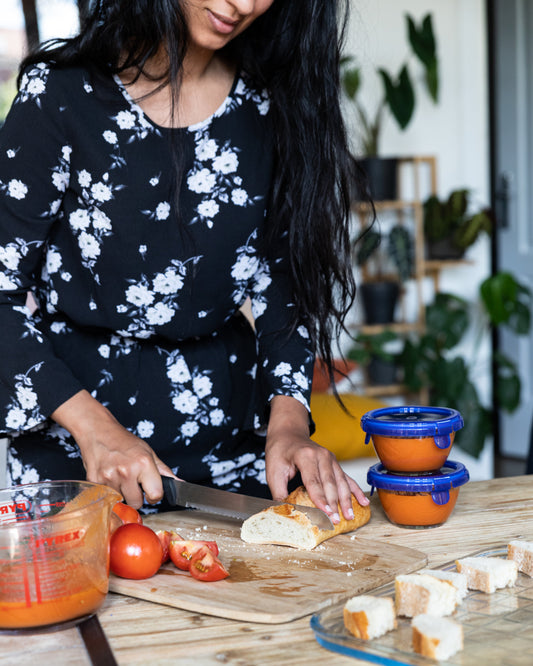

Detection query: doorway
xmin=488 ymin=0 xmax=533 ymax=463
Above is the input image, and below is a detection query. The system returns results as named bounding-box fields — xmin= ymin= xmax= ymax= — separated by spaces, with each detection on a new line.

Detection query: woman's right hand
xmin=51 ymin=389 xmax=174 ymax=508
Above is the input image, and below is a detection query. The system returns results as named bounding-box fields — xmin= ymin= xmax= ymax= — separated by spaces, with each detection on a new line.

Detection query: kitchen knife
xmin=161 ymin=476 xmax=334 ymax=530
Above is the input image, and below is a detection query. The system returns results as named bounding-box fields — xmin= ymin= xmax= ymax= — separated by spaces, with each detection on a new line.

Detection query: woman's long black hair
xmin=19 ymin=0 xmax=369 ymax=388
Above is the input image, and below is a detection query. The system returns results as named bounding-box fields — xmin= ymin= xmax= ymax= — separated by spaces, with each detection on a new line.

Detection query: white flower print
xmin=115 ymin=110 xmax=136 ymax=130
xmin=297 ymin=325 xmax=310 ymax=339
xmin=213 ymin=149 xmax=238 ymax=174
xmin=98 ymin=344 xmax=110 ymax=358
xmin=195 ymin=137 xmax=218 ymax=161
xmin=0 ymin=244 xmax=21 ymax=271
xmin=45 ymin=248 xmax=62 ymax=275
xmin=52 ymin=171 xmax=69 ymax=192
xmin=6 ymin=149 xmax=17 ymax=159
xmin=7 ymin=179 xmax=28 ymax=200
xmin=149 ymin=175 xmax=160 ymax=186
xmin=181 ymin=421 xmax=199 ymax=438
xmin=0 ymin=272 xmax=18 ymax=289
xmin=91 ymin=181 xmax=113 ymax=202
xmin=16 ymin=386 xmax=38 ymax=410
xmin=187 ymin=168 xmax=216 ymax=194
xmin=231 ymin=188 xmax=248 ymax=206
xmin=159 ymin=348 xmax=227 ymax=444
xmin=172 ymin=389 xmax=199 ymax=415
xmin=167 ymin=358 xmax=191 ymax=384
xmin=117 ymin=257 xmax=199 ymax=338
xmin=62 ymin=146 xmax=72 ymax=162
xmin=197 ymin=199 xmax=219 ymax=218
xmin=4 ymin=364 xmax=45 ymax=433
xmin=16 ymin=64 xmax=49 ymax=106
xmin=209 ymin=409 xmax=225 ymax=426
xmin=78 ymin=170 xmax=92 ymax=187
xmin=293 ymin=371 xmax=309 ymax=391
xmin=153 ymin=268 xmax=184 ymax=295
xmin=103 ymin=130 xmax=118 ymax=144
xmin=126 ymin=283 xmax=154 ymax=307
xmin=6 ymin=406 xmax=26 ymax=430
xmin=231 ymin=253 xmax=260 ymax=281
xmin=136 ymin=420 xmax=155 ymax=439
xmin=155 ymin=202 xmax=170 ymax=220
xmin=146 ymin=302 xmax=174 ymax=325
xmin=92 ymin=209 xmax=112 ymax=231
xmin=78 ymin=231 xmax=101 ymax=260
xmin=273 ymin=362 xmax=292 ymax=377
xmin=193 ymin=375 xmax=213 ymax=398
xmin=69 ymin=209 xmax=91 ymax=231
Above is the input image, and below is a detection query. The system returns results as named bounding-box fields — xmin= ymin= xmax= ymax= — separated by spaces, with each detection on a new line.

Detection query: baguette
xmin=412 ymin=614 xmax=463 ymax=660
xmin=395 ymin=573 xmax=457 ymax=617
xmin=508 ymin=540 xmax=533 ymax=577
xmin=343 ymin=595 xmax=396 ymax=640
xmin=455 ymin=556 xmax=517 ymax=593
xmin=240 ymin=486 xmax=371 ymax=550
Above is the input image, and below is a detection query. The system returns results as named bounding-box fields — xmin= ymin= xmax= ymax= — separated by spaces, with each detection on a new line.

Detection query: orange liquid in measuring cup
xmin=0 ymin=583 xmax=106 ymax=629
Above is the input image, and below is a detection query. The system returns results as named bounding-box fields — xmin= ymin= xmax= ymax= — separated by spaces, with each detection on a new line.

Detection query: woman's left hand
xmin=264 ymin=395 xmax=369 ymax=525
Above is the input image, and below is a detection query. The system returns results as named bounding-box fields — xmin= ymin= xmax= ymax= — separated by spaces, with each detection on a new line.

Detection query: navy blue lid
xmin=361 ymin=405 xmax=464 ymax=438
xmin=367 ymin=460 xmax=469 ymax=493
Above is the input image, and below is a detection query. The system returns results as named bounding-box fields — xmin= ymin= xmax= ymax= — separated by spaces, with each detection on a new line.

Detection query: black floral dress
xmin=0 ymin=63 xmax=314 ymax=505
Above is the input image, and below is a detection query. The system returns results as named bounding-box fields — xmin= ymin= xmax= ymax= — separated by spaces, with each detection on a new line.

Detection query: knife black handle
xmin=161 ymin=475 xmax=177 ymax=505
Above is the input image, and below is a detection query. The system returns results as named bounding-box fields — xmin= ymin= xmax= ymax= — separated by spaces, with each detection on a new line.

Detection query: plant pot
xmin=367 ymin=356 xmax=398 ymax=386
xmin=360 ymin=281 xmax=400 ymax=324
xmin=358 ymin=157 xmax=399 ymax=201
xmin=426 ymin=238 xmax=466 ymax=260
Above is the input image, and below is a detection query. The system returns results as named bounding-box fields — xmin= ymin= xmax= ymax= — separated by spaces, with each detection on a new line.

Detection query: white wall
xmin=345 ymin=0 xmax=493 ymax=479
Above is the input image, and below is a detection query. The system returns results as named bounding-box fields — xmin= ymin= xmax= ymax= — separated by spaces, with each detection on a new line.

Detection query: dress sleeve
xmin=0 ymin=65 xmax=83 ymax=435
xmin=248 ymin=228 xmax=315 ymax=430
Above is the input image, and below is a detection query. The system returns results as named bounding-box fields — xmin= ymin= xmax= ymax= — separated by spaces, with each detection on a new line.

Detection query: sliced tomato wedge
xmin=168 ymin=538 xmax=219 ymax=571
xmin=156 ymin=530 xmax=181 ymax=564
xmin=189 ymin=545 xmax=229 ymax=582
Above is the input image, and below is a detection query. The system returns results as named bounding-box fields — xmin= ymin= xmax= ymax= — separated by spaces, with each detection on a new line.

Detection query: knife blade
xmin=161 ymin=476 xmax=334 ymax=530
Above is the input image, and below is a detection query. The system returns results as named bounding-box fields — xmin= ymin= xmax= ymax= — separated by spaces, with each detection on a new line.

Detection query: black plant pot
xmin=367 ymin=356 xmax=398 ymax=386
xmin=426 ymin=238 xmax=466 ymax=260
xmin=360 ymin=281 xmax=400 ymax=325
xmin=358 ymin=157 xmax=399 ymax=201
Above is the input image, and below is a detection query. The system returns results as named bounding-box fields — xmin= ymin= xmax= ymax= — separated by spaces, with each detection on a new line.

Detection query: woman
xmin=0 ymin=1 xmax=369 ymax=522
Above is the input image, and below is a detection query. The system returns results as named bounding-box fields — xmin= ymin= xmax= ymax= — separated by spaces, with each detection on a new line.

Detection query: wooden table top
xmin=2 ymin=475 xmax=533 ymax=665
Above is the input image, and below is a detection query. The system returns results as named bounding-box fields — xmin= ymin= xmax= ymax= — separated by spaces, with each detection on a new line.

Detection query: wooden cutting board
xmin=109 ymin=509 xmax=427 ymax=624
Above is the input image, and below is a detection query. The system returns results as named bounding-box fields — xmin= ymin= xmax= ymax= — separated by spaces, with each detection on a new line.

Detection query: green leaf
xmin=355 ymin=229 xmax=381 ymax=266
xmin=379 ymin=66 xmax=415 ymax=130
xmin=342 ymin=67 xmax=361 ymax=100
xmin=480 ymin=272 xmax=522 ymax=326
xmin=426 ymin=293 xmax=469 ymax=350
xmin=494 ymin=351 xmax=521 ymax=412
xmin=388 ymin=226 xmax=414 ymax=282
xmin=407 ymin=13 xmax=439 ymax=102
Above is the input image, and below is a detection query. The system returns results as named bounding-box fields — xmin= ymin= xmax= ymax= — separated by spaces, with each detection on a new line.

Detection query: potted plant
xmin=341 ymin=13 xmax=439 ymax=199
xmin=347 ymin=330 xmax=399 ymax=386
xmin=423 ymin=189 xmax=493 ymax=260
xmin=396 ymin=272 xmax=531 ymax=457
xmin=354 ymin=224 xmax=415 ymax=324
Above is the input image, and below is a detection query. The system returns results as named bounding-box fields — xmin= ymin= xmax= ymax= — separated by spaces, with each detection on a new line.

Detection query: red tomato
xmin=110 ymin=524 xmax=163 ymax=580
xmin=113 ymin=502 xmax=143 ymax=525
xmin=156 ymin=530 xmax=181 ymax=564
xmin=168 ymin=539 xmax=219 ymax=571
xmin=189 ymin=545 xmax=229 ymax=582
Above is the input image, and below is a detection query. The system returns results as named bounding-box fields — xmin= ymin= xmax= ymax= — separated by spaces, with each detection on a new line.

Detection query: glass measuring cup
xmin=0 ymin=480 xmax=121 ymax=631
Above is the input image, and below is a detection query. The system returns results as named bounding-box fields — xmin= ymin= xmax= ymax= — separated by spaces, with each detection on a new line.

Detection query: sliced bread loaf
xmin=455 ymin=556 xmax=518 ymax=593
xmin=412 ymin=614 xmax=463 ymax=660
xmin=395 ymin=573 xmax=457 ymax=617
xmin=240 ymin=486 xmax=370 ymax=550
xmin=508 ymin=540 xmax=533 ymax=577
xmin=343 ymin=595 xmax=396 ymax=640
xmin=417 ymin=568 xmax=467 ymax=602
